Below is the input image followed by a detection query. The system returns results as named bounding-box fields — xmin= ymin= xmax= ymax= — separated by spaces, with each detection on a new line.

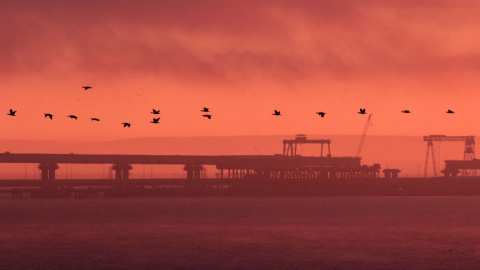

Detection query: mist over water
xmin=1 ymin=196 xmax=479 ymax=269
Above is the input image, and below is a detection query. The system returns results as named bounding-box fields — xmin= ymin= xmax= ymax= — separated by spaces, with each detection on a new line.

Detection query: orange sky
xmin=1 ymin=0 xmax=480 ymax=141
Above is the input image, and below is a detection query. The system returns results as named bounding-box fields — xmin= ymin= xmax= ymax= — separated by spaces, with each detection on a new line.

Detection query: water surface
xmin=1 ymin=196 xmax=479 ymax=269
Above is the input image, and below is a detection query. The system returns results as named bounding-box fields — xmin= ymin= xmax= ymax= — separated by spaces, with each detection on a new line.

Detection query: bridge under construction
xmin=0 ymin=135 xmax=382 ymax=197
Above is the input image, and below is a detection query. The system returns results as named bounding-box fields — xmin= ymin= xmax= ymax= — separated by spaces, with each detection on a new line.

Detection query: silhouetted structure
xmin=0 ymin=135 xmax=382 ymax=197
xmin=383 ymin=169 xmax=401 ymax=179
xmin=423 ymin=135 xmax=475 ymax=177
xmin=443 ymin=159 xmax=480 ymax=177
xmin=357 ymin=114 xmax=372 ymax=157
xmin=283 ymin=134 xmax=331 ymax=157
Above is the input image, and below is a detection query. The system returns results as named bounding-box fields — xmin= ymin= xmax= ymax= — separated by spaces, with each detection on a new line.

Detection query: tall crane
xmin=356 ymin=114 xmax=373 ymax=157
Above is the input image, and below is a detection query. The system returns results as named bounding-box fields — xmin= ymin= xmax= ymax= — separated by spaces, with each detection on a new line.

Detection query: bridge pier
xmin=184 ymin=164 xmax=203 ymax=180
xmin=111 ymin=164 xmax=133 ymax=187
xmin=38 ymin=163 xmax=59 ymax=188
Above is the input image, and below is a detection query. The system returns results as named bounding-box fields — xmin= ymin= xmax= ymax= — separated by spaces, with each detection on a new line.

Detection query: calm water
xmin=1 ymin=196 xmax=480 ymax=269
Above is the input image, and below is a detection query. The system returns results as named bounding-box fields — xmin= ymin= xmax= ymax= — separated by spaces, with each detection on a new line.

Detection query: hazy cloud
xmin=1 ymin=0 xmax=480 ymax=84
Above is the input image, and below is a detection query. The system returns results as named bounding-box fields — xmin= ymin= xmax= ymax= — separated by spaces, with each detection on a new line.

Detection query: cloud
xmin=1 ymin=0 xmax=480 ymax=86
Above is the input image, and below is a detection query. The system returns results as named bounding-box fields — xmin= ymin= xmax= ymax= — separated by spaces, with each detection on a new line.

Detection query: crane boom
xmin=356 ymin=114 xmax=373 ymax=157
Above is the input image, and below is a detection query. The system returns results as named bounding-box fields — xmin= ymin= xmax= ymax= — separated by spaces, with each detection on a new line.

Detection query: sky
xmin=1 ymin=0 xmax=480 ymax=141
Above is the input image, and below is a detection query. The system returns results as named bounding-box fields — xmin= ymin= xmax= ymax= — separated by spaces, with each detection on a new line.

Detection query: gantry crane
xmin=283 ymin=134 xmax=331 ymax=157
xmin=423 ymin=135 xmax=475 ymax=177
xmin=356 ymin=114 xmax=373 ymax=157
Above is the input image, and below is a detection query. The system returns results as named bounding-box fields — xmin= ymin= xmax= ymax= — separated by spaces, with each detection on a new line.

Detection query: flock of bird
xmin=4 ymin=86 xmax=458 ymax=127
xmin=273 ymin=108 xmax=454 ymax=117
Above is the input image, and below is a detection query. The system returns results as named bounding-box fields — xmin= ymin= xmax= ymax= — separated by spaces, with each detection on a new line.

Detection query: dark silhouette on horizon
xmin=151 ymin=109 xmax=160 ymax=114
xmin=122 ymin=122 xmax=131 ymax=127
xmin=401 ymin=110 xmax=410 ymax=113
xmin=446 ymin=109 xmax=454 ymax=114
xmin=358 ymin=108 xmax=366 ymax=114
xmin=68 ymin=115 xmax=78 ymax=120
xmin=82 ymin=86 xmax=92 ymax=90
xmin=201 ymin=107 xmax=209 ymax=112
xmin=202 ymin=114 xmax=212 ymax=119
xmin=151 ymin=117 xmax=160 ymax=123
xmin=90 ymin=118 xmax=100 ymax=121
xmin=316 ymin=112 xmax=326 ymax=118
xmin=44 ymin=113 xmax=53 ymax=120
xmin=272 ymin=110 xmax=281 ymax=116
xmin=7 ymin=109 xmax=16 ymax=116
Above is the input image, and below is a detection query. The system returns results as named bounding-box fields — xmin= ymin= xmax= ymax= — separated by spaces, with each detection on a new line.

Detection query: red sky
xmin=1 ymin=0 xmax=480 ymax=141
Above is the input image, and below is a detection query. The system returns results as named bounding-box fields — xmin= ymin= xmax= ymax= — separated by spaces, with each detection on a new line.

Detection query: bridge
xmin=0 ymin=152 xmax=379 ymax=190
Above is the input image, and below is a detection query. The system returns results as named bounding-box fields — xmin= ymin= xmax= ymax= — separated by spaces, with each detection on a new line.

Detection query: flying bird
xmin=7 ymin=109 xmax=16 ymax=116
xmin=151 ymin=109 xmax=160 ymax=114
xmin=401 ymin=110 xmax=410 ymax=113
xmin=90 ymin=118 xmax=100 ymax=121
xmin=44 ymin=113 xmax=53 ymax=120
xmin=82 ymin=86 xmax=92 ymax=90
xmin=446 ymin=109 xmax=455 ymax=114
xmin=202 ymin=114 xmax=212 ymax=119
xmin=151 ymin=117 xmax=160 ymax=123
xmin=358 ymin=108 xmax=366 ymax=114
xmin=68 ymin=115 xmax=78 ymax=120
xmin=122 ymin=122 xmax=131 ymax=128
xmin=316 ymin=112 xmax=326 ymax=118
xmin=201 ymin=107 xmax=209 ymax=112
xmin=272 ymin=110 xmax=281 ymax=116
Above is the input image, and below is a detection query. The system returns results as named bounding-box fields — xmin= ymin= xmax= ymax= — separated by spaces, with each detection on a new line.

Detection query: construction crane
xmin=283 ymin=134 xmax=331 ymax=157
xmin=423 ymin=135 xmax=475 ymax=177
xmin=356 ymin=114 xmax=373 ymax=157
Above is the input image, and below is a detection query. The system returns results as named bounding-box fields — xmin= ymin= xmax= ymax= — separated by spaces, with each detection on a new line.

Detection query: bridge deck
xmin=0 ymin=153 xmax=361 ymax=168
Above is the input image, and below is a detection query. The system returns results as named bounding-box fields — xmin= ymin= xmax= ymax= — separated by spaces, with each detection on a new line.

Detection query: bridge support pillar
xmin=38 ymin=163 xmax=59 ymax=188
xmin=111 ymin=164 xmax=133 ymax=187
xmin=184 ymin=164 xmax=203 ymax=180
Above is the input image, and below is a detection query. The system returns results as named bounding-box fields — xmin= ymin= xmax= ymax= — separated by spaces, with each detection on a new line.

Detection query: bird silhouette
xmin=82 ymin=86 xmax=92 ymax=90
xmin=7 ymin=109 xmax=16 ymax=116
xmin=68 ymin=115 xmax=78 ymax=120
xmin=151 ymin=117 xmax=160 ymax=123
xmin=401 ymin=110 xmax=410 ymax=113
xmin=358 ymin=108 xmax=366 ymax=114
xmin=201 ymin=107 xmax=209 ymax=112
xmin=122 ymin=122 xmax=131 ymax=127
xmin=44 ymin=113 xmax=53 ymax=120
xmin=151 ymin=109 xmax=160 ymax=114
xmin=446 ymin=109 xmax=455 ymax=114
xmin=90 ymin=118 xmax=100 ymax=121
xmin=202 ymin=114 xmax=212 ymax=119
xmin=272 ymin=110 xmax=281 ymax=116
xmin=316 ymin=112 xmax=326 ymax=118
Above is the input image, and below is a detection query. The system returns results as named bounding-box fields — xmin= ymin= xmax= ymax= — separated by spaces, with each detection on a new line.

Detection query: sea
xmin=1 ymin=196 xmax=479 ymax=270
